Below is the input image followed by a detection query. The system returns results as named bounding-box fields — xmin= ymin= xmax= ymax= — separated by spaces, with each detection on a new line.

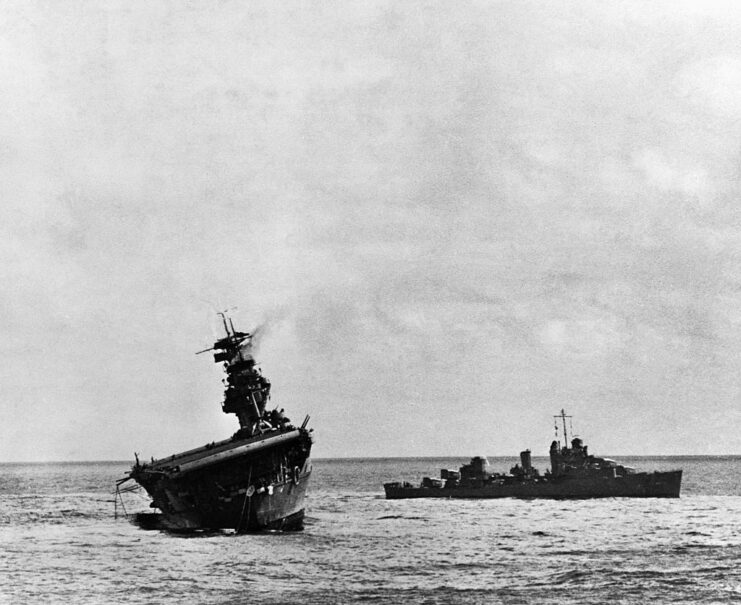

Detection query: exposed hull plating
xmin=131 ymin=429 xmax=313 ymax=531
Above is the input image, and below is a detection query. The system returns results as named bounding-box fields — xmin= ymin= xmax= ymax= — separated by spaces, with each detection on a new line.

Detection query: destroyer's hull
xmin=384 ymin=470 xmax=682 ymax=500
xmin=131 ymin=428 xmax=312 ymax=531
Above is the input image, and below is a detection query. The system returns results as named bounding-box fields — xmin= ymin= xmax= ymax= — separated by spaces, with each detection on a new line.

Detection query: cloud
xmin=632 ymin=148 xmax=712 ymax=199
xmin=3 ymin=2 xmax=741 ymax=459
xmin=676 ymin=55 xmax=741 ymax=118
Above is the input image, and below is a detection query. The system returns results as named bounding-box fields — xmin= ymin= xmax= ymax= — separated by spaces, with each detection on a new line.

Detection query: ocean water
xmin=1 ymin=456 xmax=740 ymax=604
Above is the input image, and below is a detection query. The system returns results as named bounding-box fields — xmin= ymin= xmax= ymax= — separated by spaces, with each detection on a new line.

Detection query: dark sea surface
xmin=1 ymin=456 xmax=740 ymax=604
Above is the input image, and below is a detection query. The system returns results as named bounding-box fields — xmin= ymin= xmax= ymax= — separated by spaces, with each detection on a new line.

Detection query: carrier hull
xmin=130 ymin=428 xmax=312 ymax=531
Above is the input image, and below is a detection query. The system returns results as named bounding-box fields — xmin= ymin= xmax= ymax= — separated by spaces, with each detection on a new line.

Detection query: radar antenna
xmin=554 ymin=409 xmax=572 ymax=446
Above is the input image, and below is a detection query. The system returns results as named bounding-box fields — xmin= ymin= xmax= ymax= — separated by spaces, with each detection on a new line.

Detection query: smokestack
xmin=520 ymin=449 xmax=532 ymax=472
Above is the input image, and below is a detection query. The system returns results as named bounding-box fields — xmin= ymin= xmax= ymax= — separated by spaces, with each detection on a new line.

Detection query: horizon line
xmin=1 ymin=453 xmax=739 ymax=464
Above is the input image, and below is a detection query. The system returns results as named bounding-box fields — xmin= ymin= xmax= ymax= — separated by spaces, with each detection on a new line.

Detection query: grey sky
xmin=2 ymin=1 xmax=741 ymax=461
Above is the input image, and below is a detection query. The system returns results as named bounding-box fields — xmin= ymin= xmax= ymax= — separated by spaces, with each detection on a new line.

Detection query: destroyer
xmin=384 ymin=410 xmax=681 ymax=499
xmin=118 ymin=315 xmax=313 ymax=531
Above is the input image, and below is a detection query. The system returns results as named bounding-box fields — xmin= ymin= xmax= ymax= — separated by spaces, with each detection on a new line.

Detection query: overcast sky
xmin=3 ymin=1 xmax=741 ymax=461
